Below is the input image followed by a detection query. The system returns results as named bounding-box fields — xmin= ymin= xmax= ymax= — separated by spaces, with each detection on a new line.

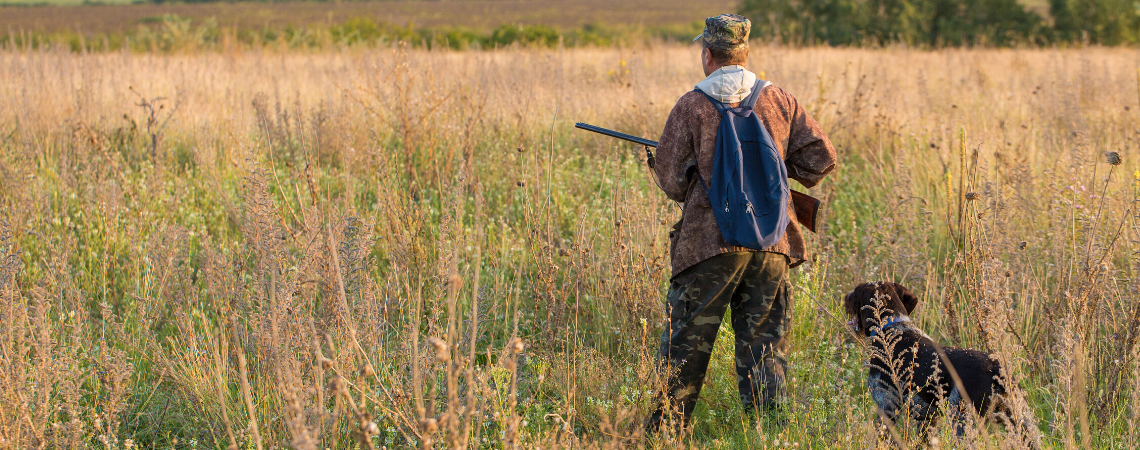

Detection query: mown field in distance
xmin=0 ymin=0 xmax=731 ymax=33
xmin=0 ymin=0 xmax=132 ymax=5
xmin=1 ymin=44 xmax=1139 ymax=449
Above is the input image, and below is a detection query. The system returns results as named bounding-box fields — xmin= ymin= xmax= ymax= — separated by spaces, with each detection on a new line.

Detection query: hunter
xmin=648 ymin=14 xmax=837 ymax=430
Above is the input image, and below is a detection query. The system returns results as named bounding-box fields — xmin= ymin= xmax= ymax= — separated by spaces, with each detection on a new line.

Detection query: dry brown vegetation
xmin=1 ymin=44 xmax=1139 ymax=449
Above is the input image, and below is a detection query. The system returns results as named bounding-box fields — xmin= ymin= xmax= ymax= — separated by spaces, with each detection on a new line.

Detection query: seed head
xmin=1105 ymin=151 xmax=1122 ymax=166
xmin=1018 ymin=241 xmax=1027 ymax=250
xmin=317 ymin=356 xmax=334 ymax=370
xmin=508 ymin=337 xmax=525 ymax=354
xmin=964 ymin=192 xmax=980 ymax=201
xmin=362 ymin=420 xmax=379 ymax=436
xmin=360 ymin=363 xmax=376 ymax=377
xmin=427 ymin=337 xmax=449 ymax=361
xmin=420 ymin=418 xmax=439 ymax=433
xmin=517 ymin=147 xmax=525 ymax=153
xmin=328 ymin=375 xmax=348 ymax=395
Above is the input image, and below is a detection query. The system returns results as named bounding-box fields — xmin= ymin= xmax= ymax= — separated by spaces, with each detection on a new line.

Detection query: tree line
xmin=739 ymin=0 xmax=1139 ymax=46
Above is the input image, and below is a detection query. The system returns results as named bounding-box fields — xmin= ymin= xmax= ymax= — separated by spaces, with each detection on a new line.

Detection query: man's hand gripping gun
xmin=574 ymin=122 xmax=822 ymax=233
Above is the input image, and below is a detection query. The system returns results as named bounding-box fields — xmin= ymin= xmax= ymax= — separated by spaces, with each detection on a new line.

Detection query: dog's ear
xmin=846 ymin=283 xmax=880 ymax=335
xmin=842 ymin=290 xmax=855 ymax=317
xmin=891 ymin=282 xmax=919 ymax=314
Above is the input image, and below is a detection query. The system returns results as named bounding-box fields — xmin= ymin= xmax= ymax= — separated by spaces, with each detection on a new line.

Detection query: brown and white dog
xmin=843 ymin=282 xmax=1039 ymax=447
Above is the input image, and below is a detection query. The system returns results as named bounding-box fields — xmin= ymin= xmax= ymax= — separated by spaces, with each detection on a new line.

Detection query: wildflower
xmin=1105 ymin=151 xmax=1122 ymax=166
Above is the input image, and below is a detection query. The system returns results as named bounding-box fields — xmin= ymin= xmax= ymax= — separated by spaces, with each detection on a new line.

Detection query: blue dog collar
xmin=869 ymin=316 xmax=910 ymax=338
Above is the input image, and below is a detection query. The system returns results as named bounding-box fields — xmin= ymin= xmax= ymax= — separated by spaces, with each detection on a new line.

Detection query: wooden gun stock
xmin=790 ymin=190 xmax=821 ymax=233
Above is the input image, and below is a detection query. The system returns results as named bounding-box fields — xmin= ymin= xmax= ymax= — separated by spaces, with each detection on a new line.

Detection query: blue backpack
xmin=696 ymin=80 xmax=790 ymax=250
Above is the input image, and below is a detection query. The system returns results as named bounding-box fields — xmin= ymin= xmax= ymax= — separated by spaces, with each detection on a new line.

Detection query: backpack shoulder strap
xmin=739 ymin=80 xmax=770 ymax=111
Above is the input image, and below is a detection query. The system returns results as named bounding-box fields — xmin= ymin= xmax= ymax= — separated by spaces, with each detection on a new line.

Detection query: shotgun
xmin=575 ymin=122 xmax=821 ymax=233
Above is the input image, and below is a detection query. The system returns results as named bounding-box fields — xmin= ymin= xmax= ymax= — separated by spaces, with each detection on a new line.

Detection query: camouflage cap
xmin=693 ymin=14 xmax=751 ymax=50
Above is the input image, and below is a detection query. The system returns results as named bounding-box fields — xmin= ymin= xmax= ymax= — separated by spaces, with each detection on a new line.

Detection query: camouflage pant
xmin=654 ymin=251 xmax=792 ymax=423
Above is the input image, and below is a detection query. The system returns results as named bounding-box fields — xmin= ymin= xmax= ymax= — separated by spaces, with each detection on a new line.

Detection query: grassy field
xmin=1 ymin=43 xmax=1139 ymax=449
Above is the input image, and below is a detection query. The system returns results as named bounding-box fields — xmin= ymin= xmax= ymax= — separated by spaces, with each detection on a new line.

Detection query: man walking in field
xmin=648 ymin=14 xmax=836 ymax=430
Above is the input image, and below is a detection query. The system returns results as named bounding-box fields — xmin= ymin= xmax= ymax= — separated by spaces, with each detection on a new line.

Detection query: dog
xmin=842 ymin=281 xmax=1040 ymax=447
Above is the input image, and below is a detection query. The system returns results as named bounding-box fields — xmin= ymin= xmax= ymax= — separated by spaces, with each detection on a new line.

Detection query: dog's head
xmin=842 ymin=282 xmax=919 ymax=336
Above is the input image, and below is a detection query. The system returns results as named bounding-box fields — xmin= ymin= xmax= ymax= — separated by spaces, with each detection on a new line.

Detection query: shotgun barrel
xmin=575 ymin=122 xmax=659 ymax=148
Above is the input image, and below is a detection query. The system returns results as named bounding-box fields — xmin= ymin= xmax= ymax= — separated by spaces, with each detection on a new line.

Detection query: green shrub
xmin=489 ymin=24 xmax=560 ymax=47
xmin=330 ymin=17 xmax=382 ymax=45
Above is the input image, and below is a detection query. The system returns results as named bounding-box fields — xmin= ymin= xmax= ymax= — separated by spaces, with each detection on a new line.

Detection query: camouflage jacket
xmin=655 ymin=84 xmax=837 ymax=278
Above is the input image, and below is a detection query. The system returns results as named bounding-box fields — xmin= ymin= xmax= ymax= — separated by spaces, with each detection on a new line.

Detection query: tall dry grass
xmin=0 ymin=43 xmax=1139 ymax=449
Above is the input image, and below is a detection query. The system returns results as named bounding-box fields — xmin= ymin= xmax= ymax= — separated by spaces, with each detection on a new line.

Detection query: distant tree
xmin=928 ymin=0 xmax=1043 ymax=46
xmin=863 ymin=0 xmax=931 ymax=45
xmin=738 ymin=0 xmax=806 ymax=44
xmin=739 ymin=0 xmax=1044 ymax=47
xmin=1050 ymin=0 xmax=1139 ymax=45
